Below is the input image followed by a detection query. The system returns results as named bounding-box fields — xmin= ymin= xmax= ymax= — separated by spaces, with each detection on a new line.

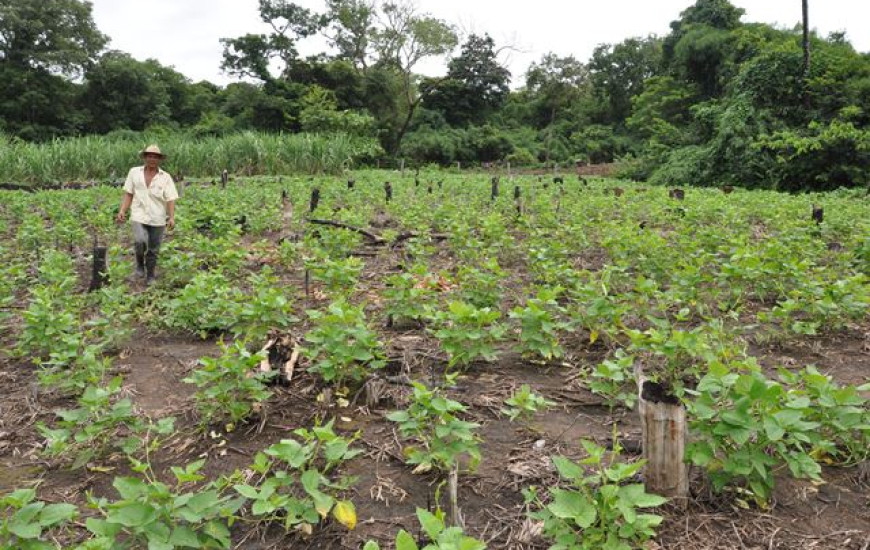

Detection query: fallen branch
xmin=308 ymin=218 xmax=385 ymax=244
xmin=307 ymin=217 xmax=449 ymax=246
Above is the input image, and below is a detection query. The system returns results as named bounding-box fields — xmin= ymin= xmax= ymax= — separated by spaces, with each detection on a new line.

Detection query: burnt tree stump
xmin=309 ymin=187 xmax=320 ymax=213
xmin=88 ymin=246 xmax=109 ymax=292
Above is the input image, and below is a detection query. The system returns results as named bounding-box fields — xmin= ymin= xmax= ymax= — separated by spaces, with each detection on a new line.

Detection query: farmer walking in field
xmin=115 ymin=144 xmax=178 ymax=285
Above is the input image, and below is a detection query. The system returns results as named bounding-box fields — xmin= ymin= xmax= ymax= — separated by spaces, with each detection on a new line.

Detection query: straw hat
xmin=140 ymin=144 xmax=166 ymax=158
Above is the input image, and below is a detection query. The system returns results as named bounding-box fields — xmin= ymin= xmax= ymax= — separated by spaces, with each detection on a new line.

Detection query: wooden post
xmin=491 ymin=176 xmax=499 ymax=202
xmin=812 ymin=204 xmax=823 ymax=224
xmin=304 ymin=269 xmax=310 ymax=298
xmin=637 ymin=374 xmax=688 ymax=504
xmin=384 ymin=181 xmax=392 ymax=203
xmin=347 ymin=178 xmax=355 ymax=190
xmin=449 ymin=463 xmax=464 ymax=529
xmin=88 ymin=246 xmax=108 ymax=292
xmin=221 ymin=169 xmax=228 ymax=189
xmin=514 ymin=185 xmax=522 ymax=217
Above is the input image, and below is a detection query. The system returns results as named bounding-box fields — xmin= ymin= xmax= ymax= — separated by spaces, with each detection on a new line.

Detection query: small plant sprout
xmin=183 ymin=340 xmax=274 ymax=430
xmin=362 ymin=507 xmax=486 ymax=550
xmin=509 ymin=286 xmax=568 ymax=360
xmin=502 ymin=384 xmax=556 ymax=421
xmin=387 ymin=381 xmax=481 ymax=474
xmin=303 ymin=298 xmax=386 ymax=385
xmin=430 ymin=301 xmax=507 ymax=368
xmin=526 ymin=438 xmax=667 ymax=550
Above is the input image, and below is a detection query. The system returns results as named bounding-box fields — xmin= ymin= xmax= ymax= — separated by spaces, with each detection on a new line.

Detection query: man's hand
xmin=115 ymin=210 xmax=126 ymax=224
xmin=167 ymin=217 xmax=176 ymax=231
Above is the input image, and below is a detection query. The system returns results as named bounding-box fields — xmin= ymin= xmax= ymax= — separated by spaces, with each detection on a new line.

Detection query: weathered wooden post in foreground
xmin=221 ymin=169 xmax=228 ymax=189
xmin=636 ymin=367 xmax=689 ymax=505
xmin=491 ymin=176 xmax=499 ymax=202
xmin=384 ymin=181 xmax=392 ymax=203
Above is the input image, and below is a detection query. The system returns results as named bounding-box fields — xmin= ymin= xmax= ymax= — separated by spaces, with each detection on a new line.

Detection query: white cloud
xmin=89 ymin=0 xmax=870 ymax=87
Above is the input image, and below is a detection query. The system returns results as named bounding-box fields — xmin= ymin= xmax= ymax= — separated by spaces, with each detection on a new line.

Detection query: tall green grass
xmin=0 ymin=132 xmax=382 ymax=184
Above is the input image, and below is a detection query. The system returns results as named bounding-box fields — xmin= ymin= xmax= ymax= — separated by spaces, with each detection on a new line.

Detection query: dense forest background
xmin=1 ymin=0 xmax=868 ymax=190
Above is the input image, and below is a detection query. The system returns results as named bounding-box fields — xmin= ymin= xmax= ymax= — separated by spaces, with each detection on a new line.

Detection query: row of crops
xmin=1 ymin=172 xmax=869 ymax=548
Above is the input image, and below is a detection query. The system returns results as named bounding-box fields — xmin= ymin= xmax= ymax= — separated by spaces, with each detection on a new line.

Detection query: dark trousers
xmin=131 ymin=222 xmax=165 ymax=277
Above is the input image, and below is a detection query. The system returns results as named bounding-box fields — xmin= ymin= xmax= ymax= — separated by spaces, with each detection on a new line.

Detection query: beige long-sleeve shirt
xmin=123 ymin=166 xmax=178 ymax=226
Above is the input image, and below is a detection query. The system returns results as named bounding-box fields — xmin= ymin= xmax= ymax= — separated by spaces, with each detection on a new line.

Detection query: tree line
xmin=1 ymin=0 xmax=868 ymax=190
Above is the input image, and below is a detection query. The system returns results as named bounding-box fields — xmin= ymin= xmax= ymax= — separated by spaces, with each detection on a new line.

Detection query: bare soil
xmin=1 ymin=230 xmax=869 ymax=549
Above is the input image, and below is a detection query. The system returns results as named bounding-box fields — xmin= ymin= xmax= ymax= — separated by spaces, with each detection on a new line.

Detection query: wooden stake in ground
xmin=812 ymin=204 xmax=824 ymax=224
xmin=636 ymin=369 xmax=689 ymax=504
xmin=221 ymin=169 xmax=228 ymax=189
xmin=88 ymin=246 xmax=108 ymax=292
xmin=491 ymin=176 xmax=499 ymax=202
xmin=309 ymin=187 xmax=320 ymax=213
xmin=449 ymin=463 xmax=464 ymax=529
xmin=384 ymin=181 xmax=392 ymax=203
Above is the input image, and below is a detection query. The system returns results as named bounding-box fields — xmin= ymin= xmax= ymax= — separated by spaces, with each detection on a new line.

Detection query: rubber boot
xmin=134 ymin=243 xmax=146 ymax=278
xmin=145 ymin=251 xmax=158 ymax=285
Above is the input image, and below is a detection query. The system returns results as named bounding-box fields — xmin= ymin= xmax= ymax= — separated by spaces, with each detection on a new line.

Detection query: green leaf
xmin=396 ymin=529 xmax=420 ymax=550
xmin=551 ymin=455 xmax=584 ymax=481
xmin=618 ymin=484 xmax=668 ymax=508
xmin=112 ymin=477 xmax=147 ymax=500
xmin=202 ymin=520 xmax=231 ymax=546
xmin=107 ymin=502 xmax=158 ymax=527
xmin=85 ymin=517 xmax=122 ymax=538
xmin=233 ymin=484 xmax=260 ymax=499
xmin=7 ymin=520 xmax=42 ymax=539
xmin=38 ymin=502 xmax=77 ymax=526
xmin=169 ymin=525 xmax=202 ymax=547
xmin=547 ymin=489 xmax=596 ymax=528
xmin=415 ymin=507 xmax=443 ymax=540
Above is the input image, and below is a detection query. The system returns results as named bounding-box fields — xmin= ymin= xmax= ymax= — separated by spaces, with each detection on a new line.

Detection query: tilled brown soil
xmin=2 ymin=318 xmax=869 ymax=549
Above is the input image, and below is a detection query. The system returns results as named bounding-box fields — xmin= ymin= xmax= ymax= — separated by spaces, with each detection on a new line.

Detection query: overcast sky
xmin=89 ymin=0 xmax=869 ymax=87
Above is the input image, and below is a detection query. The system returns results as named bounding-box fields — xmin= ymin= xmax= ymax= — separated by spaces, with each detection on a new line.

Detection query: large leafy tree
xmin=222 ymin=0 xmax=456 ymax=153
xmin=0 ymin=0 xmax=107 ymax=139
xmin=525 ymin=53 xmax=589 ymax=162
xmin=588 ymin=36 xmax=662 ymax=125
xmin=661 ymin=0 xmax=745 ymax=98
xmin=220 ymin=0 xmax=327 ymax=82
xmin=423 ymin=34 xmax=511 ymax=127
xmin=370 ymin=1 xmax=457 ymax=152
xmin=79 ymin=52 xmax=214 ymax=134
